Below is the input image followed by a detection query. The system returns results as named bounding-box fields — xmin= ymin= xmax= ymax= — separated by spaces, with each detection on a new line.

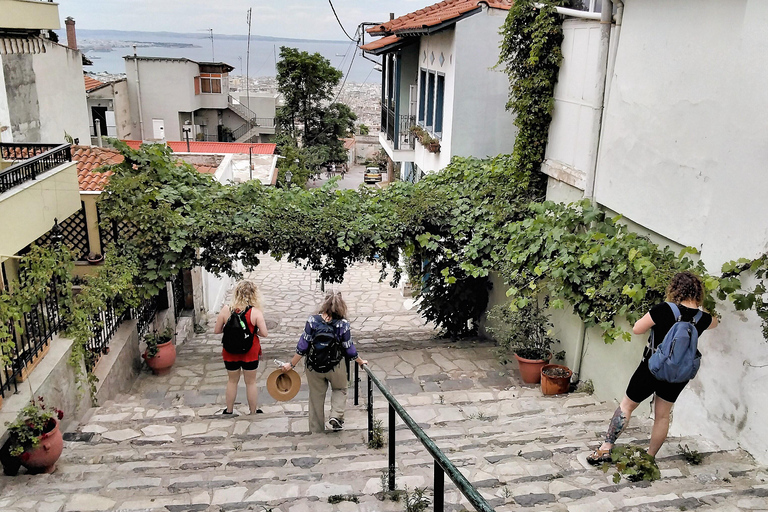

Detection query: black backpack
xmin=306 ymin=315 xmax=343 ymax=372
xmin=222 ymin=306 xmax=256 ymax=354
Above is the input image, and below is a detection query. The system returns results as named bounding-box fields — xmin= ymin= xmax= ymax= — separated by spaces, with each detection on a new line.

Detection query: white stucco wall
xmin=0 ymin=58 xmax=11 ymax=143
xmin=414 ymin=29 xmax=455 ymax=173
xmin=451 ymin=6 xmax=517 ymax=159
xmin=125 ymin=58 xmax=200 ymax=141
xmin=539 ymin=0 xmax=768 ymax=464
xmin=544 ymin=19 xmax=604 ymax=180
xmin=32 ymin=43 xmax=90 ymax=144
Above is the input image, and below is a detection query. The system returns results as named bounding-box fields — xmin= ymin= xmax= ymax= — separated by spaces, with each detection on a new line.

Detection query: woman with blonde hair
xmin=214 ymin=280 xmax=268 ymax=415
xmin=587 ymin=271 xmax=718 ymax=465
xmin=281 ymin=291 xmax=367 ymax=433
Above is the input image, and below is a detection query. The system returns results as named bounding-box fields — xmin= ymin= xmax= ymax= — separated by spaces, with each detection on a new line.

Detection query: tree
xmin=275 ymin=47 xmax=342 ymax=145
xmin=359 ymin=124 xmax=370 ymax=136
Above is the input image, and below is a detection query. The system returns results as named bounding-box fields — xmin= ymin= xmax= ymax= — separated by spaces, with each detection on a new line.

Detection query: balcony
xmin=0 ymin=143 xmax=81 ymax=258
xmin=0 ymin=0 xmax=61 ymax=31
xmin=379 ymin=103 xmax=415 ymax=162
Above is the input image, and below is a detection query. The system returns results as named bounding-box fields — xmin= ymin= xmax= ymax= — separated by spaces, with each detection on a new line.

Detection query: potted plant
xmin=487 ymin=301 xmax=559 ymax=384
xmin=142 ymin=327 xmax=176 ymax=375
xmin=5 ymin=396 xmax=64 ymax=474
xmin=541 ymin=364 xmax=573 ymax=395
xmin=86 ymin=252 xmax=104 ymax=265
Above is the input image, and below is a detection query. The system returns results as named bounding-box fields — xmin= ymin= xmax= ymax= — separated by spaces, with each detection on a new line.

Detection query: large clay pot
xmin=20 ymin=419 xmax=63 ymax=474
xmin=541 ymin=364 xmax=573 ymax=395
xmin=143 ymin=340 xmax=176 ymax=375
xmin=515 ymin=353 xmax=549 ymax=384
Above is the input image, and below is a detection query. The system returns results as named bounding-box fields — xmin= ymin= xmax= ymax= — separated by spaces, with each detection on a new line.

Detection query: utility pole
xmin=208 ymin=28 xmax=214 ymax=61
xmin=246 ymin=8 xmax=252 ymax=126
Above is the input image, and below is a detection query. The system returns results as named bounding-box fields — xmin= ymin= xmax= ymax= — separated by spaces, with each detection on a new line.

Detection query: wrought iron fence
xmin=86 ymin=301 xmax=125 ymax=367
xmin=399 ymin=115 xmax=416 ymax=150
xmin=1 ymin=282 xmax=62 ymax=399
xmin=0 ymin=143 xmax=72 ymax=194
xmin=133 ymin=294 xmax=159 ymax=338
xmin=171 ymin=271 xmax=186 ymax=319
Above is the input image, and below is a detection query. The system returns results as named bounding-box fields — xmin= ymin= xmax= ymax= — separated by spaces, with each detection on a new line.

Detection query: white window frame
xmin=417 ymin=68 xmax=445 ymax=140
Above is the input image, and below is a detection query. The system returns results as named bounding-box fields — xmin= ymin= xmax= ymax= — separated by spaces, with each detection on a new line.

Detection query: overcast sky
xmin=58 ymin=0 xmax=423 ymax=40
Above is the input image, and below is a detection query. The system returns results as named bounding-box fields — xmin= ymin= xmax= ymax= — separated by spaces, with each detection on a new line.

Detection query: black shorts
xmin=625 ymin=358 xmax=688 ymax=404
xmin=224 ymin=360 xmax=259 ymax=371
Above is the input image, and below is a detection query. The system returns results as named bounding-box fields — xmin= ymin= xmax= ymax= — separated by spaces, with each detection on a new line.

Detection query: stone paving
xmin=1 ymin=256 xmax=767 ymax=511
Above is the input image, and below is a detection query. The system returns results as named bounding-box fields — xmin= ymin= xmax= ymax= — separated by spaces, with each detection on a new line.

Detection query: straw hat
xmin=266 ymin=369 xmax=302 ymax=402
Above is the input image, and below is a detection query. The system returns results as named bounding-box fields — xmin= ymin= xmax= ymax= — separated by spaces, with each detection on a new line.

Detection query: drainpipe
xmin=133 ymin=46 xmax=145 ymax=141
xmin=583 ymin=0 xmax=613 ymax=201
xmin=573 ymin=0 xmax=615 ymax=382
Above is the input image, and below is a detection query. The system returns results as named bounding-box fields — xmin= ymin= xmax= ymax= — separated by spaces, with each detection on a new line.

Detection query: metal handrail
xmin=0 ymin=143 xmax=72 ymax=194
xmin=354 ymin=363 xmax=495 ymax=512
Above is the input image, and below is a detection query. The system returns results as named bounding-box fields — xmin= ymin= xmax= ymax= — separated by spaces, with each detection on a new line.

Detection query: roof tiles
xmin=122 ymin=140 xmax=276 ymax=155
xmin=84 ymin=76 xmax=105 ymax=92
xmin=73 ymin=145 xmax=224 ymax=192
xmin=367 ymin=0 xmax=512 ymax=35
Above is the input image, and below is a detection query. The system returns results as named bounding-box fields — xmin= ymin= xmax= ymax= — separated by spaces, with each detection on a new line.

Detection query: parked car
xmin=364 ymin=167 xmax=383 ymax=184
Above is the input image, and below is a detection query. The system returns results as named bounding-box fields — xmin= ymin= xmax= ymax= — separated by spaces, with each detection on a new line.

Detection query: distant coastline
xmin=70 ymin=29 xmax=348 ymax=45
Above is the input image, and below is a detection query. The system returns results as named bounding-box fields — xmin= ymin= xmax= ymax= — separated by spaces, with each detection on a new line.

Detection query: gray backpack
xmin=648 ymin=302 xmax=703 ymax=383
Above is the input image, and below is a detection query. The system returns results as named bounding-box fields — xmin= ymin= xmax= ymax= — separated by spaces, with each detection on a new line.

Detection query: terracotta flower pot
xmin=541 ymin=364 xmax=573 ymax=395
xmin=20 ymin=419 xmax=64 ymax=474
xmin=143 ymin=340 xmax=176 ymax=375
xmin=515 ymin=353 xmax=550 ymax=384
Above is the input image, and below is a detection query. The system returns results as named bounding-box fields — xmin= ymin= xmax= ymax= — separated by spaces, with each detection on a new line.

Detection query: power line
xmin=331 ymin=41 xmax=357 ymax=105
xmin=328 ymin=0 xmax=357 ymax=42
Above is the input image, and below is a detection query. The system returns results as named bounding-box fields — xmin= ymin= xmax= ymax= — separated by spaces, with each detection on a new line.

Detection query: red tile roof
xmin=360 ymin=34 xmax=402 ymax=51
xmin=72 ymin=145 xmax=120 ymax=192
xmin=84 ymin=76 xmax=105 ymax=93
xmin=73 ymin=145 xmax=223 ymax=191
xmin=122 ymin=140 xmax=276 ymax=155
xmin=368 ymin=0 xmax=512 ymax=36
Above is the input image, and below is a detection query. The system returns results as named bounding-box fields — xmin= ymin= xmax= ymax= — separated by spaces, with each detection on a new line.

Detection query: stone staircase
xmin=0 ymin=326 xmax=765 ymax=512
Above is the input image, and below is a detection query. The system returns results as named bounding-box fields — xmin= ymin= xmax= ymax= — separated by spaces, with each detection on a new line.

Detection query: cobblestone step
xmin=1 ymin=257 xmax=765 ymax=511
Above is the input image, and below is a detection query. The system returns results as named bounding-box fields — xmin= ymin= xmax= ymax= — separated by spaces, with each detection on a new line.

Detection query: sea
xmin=59 ymin=29 xmax=380 ymax=83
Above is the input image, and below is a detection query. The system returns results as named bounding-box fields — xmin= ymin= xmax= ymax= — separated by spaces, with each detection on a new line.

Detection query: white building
xmin=537 ymin=0 xmax=768 ymax=464
xmin=361 ymin=0 xmax=517 ymax=182
xmin=0 ymin=0 xmax=89 ymax=144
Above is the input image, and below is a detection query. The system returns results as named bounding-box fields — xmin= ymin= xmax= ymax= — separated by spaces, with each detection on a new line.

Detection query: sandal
xmin=586 ymin=448 xmax=612 ymax=466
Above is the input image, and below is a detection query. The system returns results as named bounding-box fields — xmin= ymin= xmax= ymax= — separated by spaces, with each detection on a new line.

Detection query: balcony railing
xmin=0 ymin=143 xmax=72 ymax=194
xmin=380 ymin=106 xmax=415 ymax=151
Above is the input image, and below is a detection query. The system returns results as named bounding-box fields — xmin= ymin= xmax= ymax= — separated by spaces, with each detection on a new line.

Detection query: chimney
xmin=65 ymin=17 xmax=77 ymax=50
xmin=390 ymin=12 xmax=395 ymax=20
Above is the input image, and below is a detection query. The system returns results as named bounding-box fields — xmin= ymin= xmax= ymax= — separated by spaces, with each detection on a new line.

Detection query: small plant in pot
xmin=142 ymin=327 xmax=176 ymax=375
xmin=4 ymin=396 xmax=64 ymax=474
xmin=487 ymin=300 xmax=559 ymax=384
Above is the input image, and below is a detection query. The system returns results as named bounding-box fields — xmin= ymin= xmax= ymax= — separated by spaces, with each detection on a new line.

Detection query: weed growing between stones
xmin=678 ymin=444 xmax=703 ymax=465
xmin=404 ymin=486 xmax=431 ymax=512
xmin=328 ymin=494 xmax=359 ymax=504
xmin=576 ymin=379 xmax=594 ymax=395
xmin=603 ymin=445 xmax=661 ymax=483
xmin=368 ymin=419 xmax=384 ymax=449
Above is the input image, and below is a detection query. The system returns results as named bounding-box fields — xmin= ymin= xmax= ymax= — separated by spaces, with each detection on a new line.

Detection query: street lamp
xmin=182 ymin=121 xmax=192 ymax=152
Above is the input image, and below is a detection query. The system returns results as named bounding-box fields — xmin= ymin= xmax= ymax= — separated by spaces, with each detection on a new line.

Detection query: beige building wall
xmin=0 ymin=0 xmax=60 ymax=31
xmin=0 ymin=161 xmax=81 ymax=257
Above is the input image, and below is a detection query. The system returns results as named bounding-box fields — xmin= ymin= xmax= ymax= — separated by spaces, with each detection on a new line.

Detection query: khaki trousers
xmin=306 ymin=361 xmax=347 ymax=433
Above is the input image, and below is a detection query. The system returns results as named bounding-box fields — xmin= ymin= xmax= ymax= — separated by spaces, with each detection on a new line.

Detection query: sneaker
xmin=219 ymin=408 xmax=239 ymax=416
xmin=328 ymin=417 xmax=343 ymax=431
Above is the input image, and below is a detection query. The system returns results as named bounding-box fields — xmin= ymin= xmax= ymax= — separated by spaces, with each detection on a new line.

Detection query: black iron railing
xmin=171 ymin=271 xmax=186 ymax=319
xmin=1 ymin=282 xmax=62 ymax=398
xmin=353 ymin=364 xmax=495 ymax=512
xmin=382 ymin=103 xmax=396 ymax=145
xmin=133 ymin=294 xmax=159 ymax=338
xmin=0 ymin=143 xmax=72 ymax=194
xmin=86 ymin=301 xmax=125 ymax=366
xmin=399 ymin=115 xmax=416 ymax=150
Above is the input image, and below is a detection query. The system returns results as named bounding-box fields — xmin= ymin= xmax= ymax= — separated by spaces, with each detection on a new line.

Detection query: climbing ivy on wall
xmin=498 ymin=0 xmax=565 ymax=194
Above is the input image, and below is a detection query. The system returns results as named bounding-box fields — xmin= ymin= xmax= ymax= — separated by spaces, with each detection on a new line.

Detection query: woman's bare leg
xmin=648 ymin=396 xmax=674 ymax=457
xmin=598 ymin=395 xmax=640 ymax=451
xmin=225 ymin=369 xmax=241 ymax=412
